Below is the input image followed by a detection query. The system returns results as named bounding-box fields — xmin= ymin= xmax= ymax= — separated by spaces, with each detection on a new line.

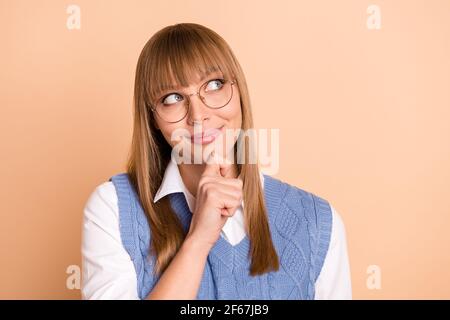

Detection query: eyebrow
xmin=158 ymin=68 xmax=223 ymax=94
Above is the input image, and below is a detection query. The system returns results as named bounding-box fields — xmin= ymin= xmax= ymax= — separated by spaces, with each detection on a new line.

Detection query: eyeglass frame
xmin=149 ymin=78 xmax=237 ymax=123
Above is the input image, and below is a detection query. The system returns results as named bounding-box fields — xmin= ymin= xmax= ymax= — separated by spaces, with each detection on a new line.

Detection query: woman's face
xmin=154 ymin=70 xmax=242 ymax=163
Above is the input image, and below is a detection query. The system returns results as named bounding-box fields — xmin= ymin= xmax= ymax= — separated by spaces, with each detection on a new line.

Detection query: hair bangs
xmin=146 ymin=27 xmax=235 ymax=106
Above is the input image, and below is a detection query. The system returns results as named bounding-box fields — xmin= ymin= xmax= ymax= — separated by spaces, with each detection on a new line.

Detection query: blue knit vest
xmin=109 ymin=173 xmax=332 ymax=300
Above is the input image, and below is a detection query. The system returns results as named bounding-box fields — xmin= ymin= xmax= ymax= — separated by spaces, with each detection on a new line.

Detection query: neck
xmin=178 ymin=162 xmax=239 ymax=198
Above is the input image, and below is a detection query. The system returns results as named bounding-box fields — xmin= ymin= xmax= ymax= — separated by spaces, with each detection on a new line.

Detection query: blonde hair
xmin=127 ymin=23 xmax=279 ymax=276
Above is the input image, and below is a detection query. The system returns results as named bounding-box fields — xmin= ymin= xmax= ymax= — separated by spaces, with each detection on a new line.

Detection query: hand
xmin=185 ymin=151 xmax=243 ymax=249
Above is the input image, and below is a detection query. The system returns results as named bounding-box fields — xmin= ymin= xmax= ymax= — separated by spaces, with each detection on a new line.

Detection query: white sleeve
xmin=314 ymin=205 xmax=352 ymax=299
xmin=81 ymin=181 xmax=140 ymax=300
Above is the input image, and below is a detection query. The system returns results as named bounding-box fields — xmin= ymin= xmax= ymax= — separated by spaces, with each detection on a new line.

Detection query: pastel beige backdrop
xmin=1 ymin=0 xmax=449 ymax=299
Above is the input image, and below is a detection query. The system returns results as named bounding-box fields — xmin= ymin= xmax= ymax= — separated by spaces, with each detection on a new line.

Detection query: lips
xmin=190 ymin=126 xmax=224 ymax=143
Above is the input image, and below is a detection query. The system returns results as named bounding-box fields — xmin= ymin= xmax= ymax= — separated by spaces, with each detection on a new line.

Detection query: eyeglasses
xmin=149 ymin=78 xmax=236 ymax=123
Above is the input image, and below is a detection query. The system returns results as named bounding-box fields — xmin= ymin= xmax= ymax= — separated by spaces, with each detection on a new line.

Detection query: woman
xmin=82 ymin=23 xmax=352 ymax=300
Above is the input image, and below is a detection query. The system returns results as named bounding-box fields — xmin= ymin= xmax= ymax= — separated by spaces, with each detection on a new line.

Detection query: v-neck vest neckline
xmin=167 ymin=174 xmax=284 ymax=271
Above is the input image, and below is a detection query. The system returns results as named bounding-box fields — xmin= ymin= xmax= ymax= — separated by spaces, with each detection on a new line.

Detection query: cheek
xmin=166 ymin=131 xmax=184 ymax=148
xmin=220 ymin=93 xmax=242 ymax=127
xmin=158 ymin=124 xmax=183 ymax=148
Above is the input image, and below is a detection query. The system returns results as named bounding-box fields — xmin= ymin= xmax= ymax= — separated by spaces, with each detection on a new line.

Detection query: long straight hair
xmin=127 ymin=23 xmax=279 ymax=277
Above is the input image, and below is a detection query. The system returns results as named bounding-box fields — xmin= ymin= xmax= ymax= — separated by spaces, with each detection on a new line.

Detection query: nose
xmin=186 ymin=92 xmax=210 ymax=125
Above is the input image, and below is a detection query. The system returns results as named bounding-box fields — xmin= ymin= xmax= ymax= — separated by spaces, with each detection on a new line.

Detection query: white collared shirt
xmin=82 ymin=161 xmax=352 ymax=299
xmin=152 ymin=157 xmax=255 ymax=246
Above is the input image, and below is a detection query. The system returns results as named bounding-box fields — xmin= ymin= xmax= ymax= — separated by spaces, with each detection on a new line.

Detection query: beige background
xmin=1 ymin=0 xmax=449 ymax=299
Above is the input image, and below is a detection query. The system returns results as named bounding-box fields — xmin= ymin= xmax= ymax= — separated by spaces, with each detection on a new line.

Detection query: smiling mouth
xmin=190 ymin=125 xmax=224 ymax=144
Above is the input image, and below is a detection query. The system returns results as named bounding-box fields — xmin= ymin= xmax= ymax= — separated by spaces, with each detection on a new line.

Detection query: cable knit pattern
xmin=110 ymin=173 xmax=332 ymax=300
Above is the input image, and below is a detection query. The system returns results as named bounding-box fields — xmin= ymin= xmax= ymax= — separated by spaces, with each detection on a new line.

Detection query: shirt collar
xmin=153 ymin=157 xmax=265 ymax=212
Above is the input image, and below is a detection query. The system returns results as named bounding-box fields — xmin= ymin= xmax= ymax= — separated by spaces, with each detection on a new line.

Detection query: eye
xmin=162 ymin=93 xmax=184 ymax=105
xmin=204 ymin=79 xmax=224 ymax=92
